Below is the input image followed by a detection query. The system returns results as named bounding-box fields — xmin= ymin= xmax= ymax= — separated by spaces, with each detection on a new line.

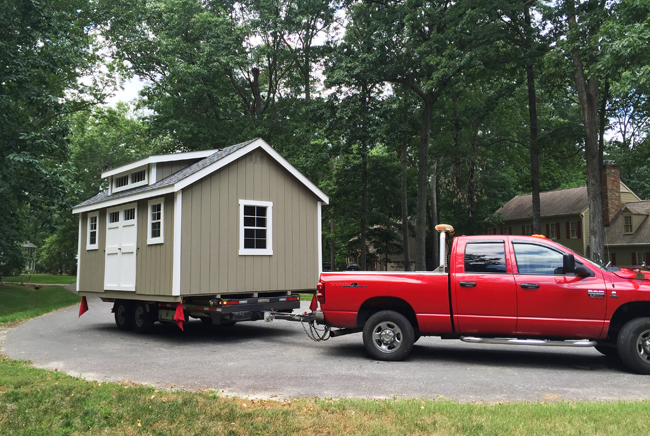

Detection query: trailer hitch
xmin=264 ymin=310 xmax=332 ymax=342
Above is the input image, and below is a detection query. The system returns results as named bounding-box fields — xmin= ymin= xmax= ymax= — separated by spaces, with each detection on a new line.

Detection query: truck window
xmin=513 ymin=243 xmax=564 ymax=275
xmin=464 ymin=242 xmax=507 ymax=273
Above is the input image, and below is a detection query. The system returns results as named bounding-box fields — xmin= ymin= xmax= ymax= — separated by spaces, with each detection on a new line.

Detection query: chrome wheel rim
xmin=372 ymin=321 xmax=402 ymax=353
xmin=636 ymin=329 xmax=650 ymax=363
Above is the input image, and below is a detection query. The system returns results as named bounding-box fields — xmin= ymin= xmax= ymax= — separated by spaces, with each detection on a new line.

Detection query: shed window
xmin=147 ymin=198 xmax=164 ymax=245
xmin=86 ymin=212 xmax=99 ymax=250
xmin=115 ymin=175 xmax=129 ymax=188
xmin=132 ymin=170 xmax=146 ymax=183
xmin=112 ymin=167 xmax=148 ymax=193
xmin=239 ymin=200 xmax=273 ymax=255
xmin=624 ymin=215 xmax=633 ymax=234
xmin=109 ymin=211 xmax=120 ymax=223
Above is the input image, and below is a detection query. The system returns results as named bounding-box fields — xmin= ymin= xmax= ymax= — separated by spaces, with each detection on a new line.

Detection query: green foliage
xmin=0 ymin=284 xmax=80 ymax=324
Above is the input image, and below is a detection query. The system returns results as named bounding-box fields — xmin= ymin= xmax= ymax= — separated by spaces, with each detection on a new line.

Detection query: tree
xmin=0 ymin=0 xmax=103 ymax=272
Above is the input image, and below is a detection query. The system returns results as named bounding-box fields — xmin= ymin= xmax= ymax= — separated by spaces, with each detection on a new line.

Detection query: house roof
xmin=494 ymin=186 xmax=589 ymax=221
xmin=606 ymin=201 xmax=650 ymax=246
xmin=73 ymin=138 xmax=329 ymax=214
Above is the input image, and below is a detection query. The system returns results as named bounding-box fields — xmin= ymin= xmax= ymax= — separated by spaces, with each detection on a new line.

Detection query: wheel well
xmin=608 ymin=302 xmax=650 ymax=342
xmin=356 ymin=297 xmax=419 ymax=331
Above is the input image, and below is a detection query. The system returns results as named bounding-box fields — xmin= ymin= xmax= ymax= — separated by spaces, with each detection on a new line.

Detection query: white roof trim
xmin=173 ymin=138 xmax=329 ymax=204
xmin=72 ymin=186 xmax=175 ymax=214
xmin=101 ymin=149 xmax=218 ymax=178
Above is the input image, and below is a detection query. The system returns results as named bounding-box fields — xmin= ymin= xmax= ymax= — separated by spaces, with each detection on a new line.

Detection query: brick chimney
xmin=601 ymin=162 xmax=621 ymax=226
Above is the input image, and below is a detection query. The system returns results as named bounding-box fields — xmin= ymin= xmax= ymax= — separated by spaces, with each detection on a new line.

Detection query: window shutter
xmin=632 ymin=252 xmax=637 ymax=266
xmin=611 ymin=253 xmax=616 ymax=265
xmin=556 ymin=223 xmax=561 ymax=240
xmin=546 ymin=224 xmax=549 ymax=237
xmin=522 ymin=226 xmax=525 ymax=235
xmin=646 ymin=252 xmax=650 ymax=265
xmin=509 ymin=227 xmax=512 ymax=235
xmin=577 ymin=221 xmax=582 ymax=239
xmin=566 ymin=222 xmax=570 ymax=239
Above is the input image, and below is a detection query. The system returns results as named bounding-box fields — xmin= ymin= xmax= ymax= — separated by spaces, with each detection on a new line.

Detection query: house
xmin=491 ymin=163 xmax=648 ymax=266
xmin=72 ymin=138 xmax=329 ymax=301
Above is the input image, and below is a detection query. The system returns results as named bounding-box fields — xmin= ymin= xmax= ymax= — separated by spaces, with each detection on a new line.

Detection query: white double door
xmin=104 ymin=203 xmax=138 ymax=291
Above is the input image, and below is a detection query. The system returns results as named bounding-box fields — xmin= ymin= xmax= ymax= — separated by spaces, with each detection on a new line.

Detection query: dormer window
xmin=112 ymin=167 xmax=149 ymax=193
xmin=624 ymin=215 xmax=633 ymax=234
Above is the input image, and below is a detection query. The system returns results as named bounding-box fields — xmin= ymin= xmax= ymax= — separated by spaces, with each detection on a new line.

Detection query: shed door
xmin=104 ymin=203 xmax=138 ymax=291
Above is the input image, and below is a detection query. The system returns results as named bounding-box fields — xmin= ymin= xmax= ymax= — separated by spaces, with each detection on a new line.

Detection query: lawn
xmin=0 ymin=284 xmax=81 ymax=324
xmin=2 ymin=273 xmax=77 ymax=285
xmin=2 ymin=285 xmax=650 ymax=435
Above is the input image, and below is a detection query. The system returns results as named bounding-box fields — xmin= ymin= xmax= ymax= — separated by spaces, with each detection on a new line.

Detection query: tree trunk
xmin=400 ymin=138 xmax=411 ymax=271
xmin=251 ymin=67 xmax=262 ymax=115
xmin=330 ymin=219 xmax=335 ymax=270
xmin=360 ymin=143 xmax=368 ymax=270
xmin=599 ymin=80 xmax=609 ymax=172
xmin=568 ymin=7 xmax=605 ymax=262
xmin=525 ymin=6 xmax=541 ymax=235
xmin=430 ymin=163 xmax=438 ymax=268
xmin=415 ymin=95 xmax=435 ymax=271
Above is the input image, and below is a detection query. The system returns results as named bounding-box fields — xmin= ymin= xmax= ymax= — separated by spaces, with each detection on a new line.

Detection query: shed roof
xmin=494 ymin=186 xmax=589 ymax=221
xmin=606 ymin=201 xmax=650 ymax=246
xmin=73 ymin=138 xmax=329 ymax=214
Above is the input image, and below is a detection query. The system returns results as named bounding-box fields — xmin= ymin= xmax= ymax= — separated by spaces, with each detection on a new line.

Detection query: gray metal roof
xmin=495 ymin=186 xmax=589 ymax=221
xmin=606 ymin=201 xmax=650 ymax=245
xmin=74 ymin=139 xmax=258 ymax=209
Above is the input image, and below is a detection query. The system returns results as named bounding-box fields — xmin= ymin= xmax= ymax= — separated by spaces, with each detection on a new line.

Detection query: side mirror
xmin=563 ymin=253 xmax=575 ymax=274
xmin=575 ymin=266 xmax=590 ymax=278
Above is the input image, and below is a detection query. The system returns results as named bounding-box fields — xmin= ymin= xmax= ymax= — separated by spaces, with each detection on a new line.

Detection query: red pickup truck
xmin=315 ymin=225 xmax=650 ymax=374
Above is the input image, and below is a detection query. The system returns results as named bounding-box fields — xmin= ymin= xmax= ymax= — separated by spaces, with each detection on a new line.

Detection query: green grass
xmin=0 ymin=284 xmax=81 ymax=324
xmin=298 ymin=292 xmax=315 ymax=301
xmin=2 ymin=285 xmax=650 ymax=435
xmin=0 ymin=358 xmax=650 ymax=435
xmin=3 ymin=274 xmax=76 ymax=285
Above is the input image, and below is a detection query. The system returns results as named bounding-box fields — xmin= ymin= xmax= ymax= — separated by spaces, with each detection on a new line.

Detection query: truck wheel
xmin=363 ymin=310 xmax=414 ymax=361
xmin=132 ymin=302 xmax=155 ymax=334
xmin=114 ymin=301 xmax=133 ymax=331
xmin=617 ymin=318 xmax=650 ymax=374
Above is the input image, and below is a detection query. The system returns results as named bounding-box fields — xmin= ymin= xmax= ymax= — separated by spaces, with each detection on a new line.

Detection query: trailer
xmin=73 ymin=138 xmax=328 ymax=332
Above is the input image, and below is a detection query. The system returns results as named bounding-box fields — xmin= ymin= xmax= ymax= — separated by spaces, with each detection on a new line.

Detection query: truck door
xmin=512 ymin=241 xmax=606 ymax=338
xmin=453 ymin=240 xmax=517 ymax=334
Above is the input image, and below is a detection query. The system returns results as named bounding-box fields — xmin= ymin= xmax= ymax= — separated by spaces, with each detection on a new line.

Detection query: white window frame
xmin=624 ymin=215 xmax=633 ymax=234
xmin=239 ymin=199 xmax=273 ymax=256
xmin=570 ymin=221 xmax=578 ymax=239
xmin=86 ymin=212 xmax=99 ymax=250
xmin=636 ymin=252 xmax=646 ymax=265
xmin=112 ymin=166 xmax=149 ymax=193
xmin=525 ymin=225 xmax=532 ymax=236
xmin=550 ymin=224 xmax=557 ymax=240
xmin=147 ymin=198 xmax=165 ymax=245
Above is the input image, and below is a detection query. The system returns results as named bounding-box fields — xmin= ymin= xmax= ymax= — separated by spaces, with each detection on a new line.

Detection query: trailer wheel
xmin=362 ymin=310 xmax=414 ymax=361
xmin=114 ymin=301 xmax=133 ymax=331
xmin=617 ymin=318 xmax=650 ymax=374
xmin=132 ymin=302 xmax=155 ymax=334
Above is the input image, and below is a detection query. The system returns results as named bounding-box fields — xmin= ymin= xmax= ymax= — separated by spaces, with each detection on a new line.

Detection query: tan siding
xmin=134 ymin=195 xmax=174 ymax=296
xmin=78 ymin=211 xmax=106 ymax=292
xmin=621 ymin=192 xmax=640 ymax=204
xmin=179 ymin=149 xmax=320 ymax=295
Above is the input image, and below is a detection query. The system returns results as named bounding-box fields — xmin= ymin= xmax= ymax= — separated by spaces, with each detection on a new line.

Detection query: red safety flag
xmin=174 ymin=301 xmax=185 ymax=331
xmin=78 ymin=296 xmax=89 ymax=317
xmin=309 ymin=293 xmax=318 ymax=312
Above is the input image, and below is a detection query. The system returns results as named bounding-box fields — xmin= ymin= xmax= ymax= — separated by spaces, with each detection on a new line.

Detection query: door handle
xmin=460 ymin=282 xmax=477 ymax=287
xmin=520 ymin=283 xmax=540 ymax=289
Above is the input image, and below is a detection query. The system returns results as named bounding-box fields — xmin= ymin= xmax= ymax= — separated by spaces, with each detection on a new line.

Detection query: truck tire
xmin=362 ymin=310 xmax=414 ymax=361
xmin=617 ymin=318 xmax=650 ymax=374
xmin=132 ymin=302 xmax=155 ymax=334
xmin=114 ymin=300 xmax=133 ymax=331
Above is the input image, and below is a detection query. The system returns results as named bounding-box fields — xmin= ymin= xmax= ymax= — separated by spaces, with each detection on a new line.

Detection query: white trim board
xmin=172 ymin=191 xmax=183 ymax=296
xmin=101 ymin=149 xmax=219 ymax=178
xmin=72 ymin=186 xmax=175 ymax=214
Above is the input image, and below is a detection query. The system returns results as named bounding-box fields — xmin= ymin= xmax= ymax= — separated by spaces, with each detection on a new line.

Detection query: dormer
xmin=622 ymin=207 xmax=648 ymax=235
xmin=101 ymin=149 xmax=220 ymax=196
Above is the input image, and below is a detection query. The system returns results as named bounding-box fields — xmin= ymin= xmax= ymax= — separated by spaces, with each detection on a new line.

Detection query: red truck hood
xmin=613 ymin=268 xmax=650 ymax=280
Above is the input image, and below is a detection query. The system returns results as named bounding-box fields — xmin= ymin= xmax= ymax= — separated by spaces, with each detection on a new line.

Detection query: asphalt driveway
xmin=4 ymin=299 xmax=650 ymax=402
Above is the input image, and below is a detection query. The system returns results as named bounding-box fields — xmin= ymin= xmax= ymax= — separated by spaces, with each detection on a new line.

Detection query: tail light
xmin=316 ymin=281 xmax=325 ymax=304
